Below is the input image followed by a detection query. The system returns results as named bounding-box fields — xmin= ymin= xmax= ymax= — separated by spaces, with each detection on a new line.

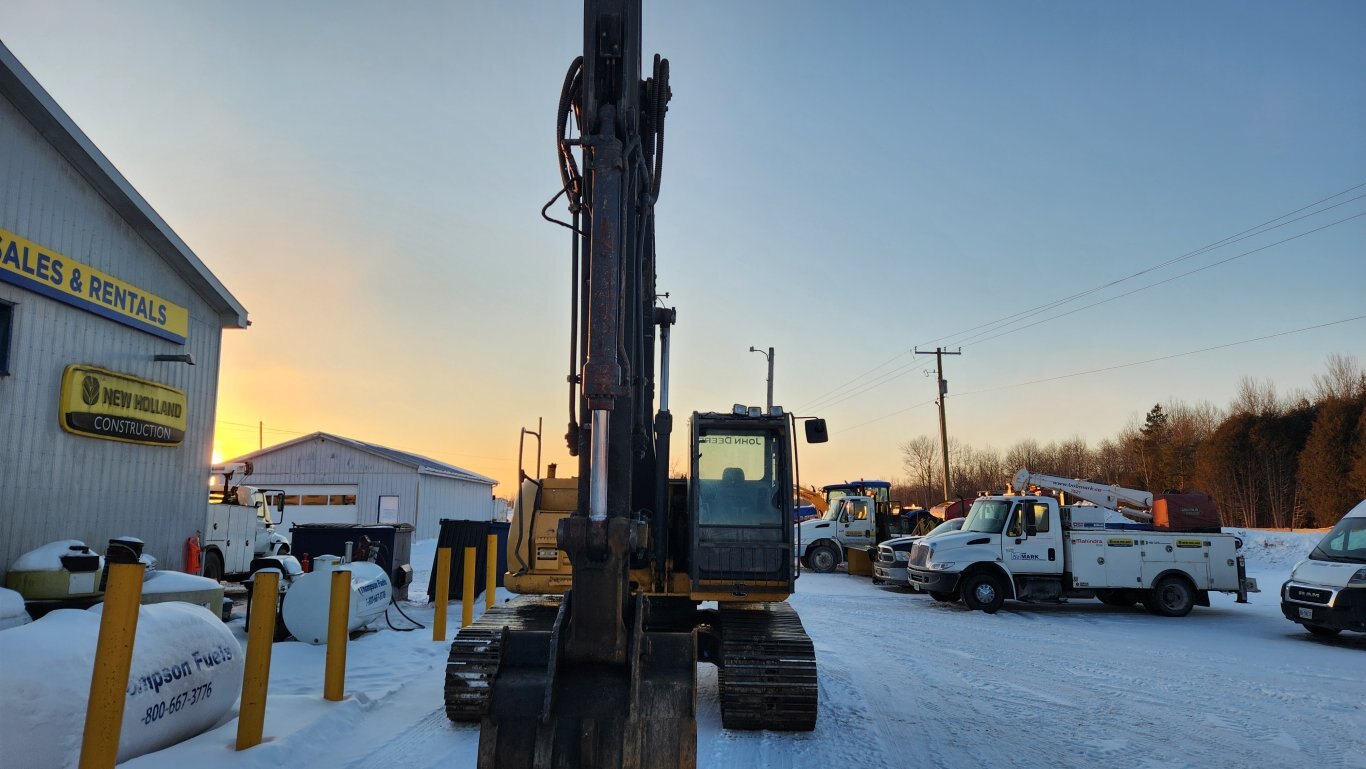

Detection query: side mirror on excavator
xmin=804 ymin=418 xmax=829 ymax=444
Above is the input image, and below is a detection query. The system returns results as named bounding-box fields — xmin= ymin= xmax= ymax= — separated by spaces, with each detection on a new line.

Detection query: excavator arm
xmin=476 ymin=3 xmax=692 ymax=767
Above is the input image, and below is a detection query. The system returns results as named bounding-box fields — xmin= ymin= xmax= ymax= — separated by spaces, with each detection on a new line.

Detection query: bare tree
xmin=1312 ymin=354 xmax=1365 ymax=402
xmin=899 ymin=436 xmax=939 ymax=509
xmin=1005 ymin=439 xmax=1043 ymax=474
xmin=1231 ymin=377 xmax=1281 ymax=417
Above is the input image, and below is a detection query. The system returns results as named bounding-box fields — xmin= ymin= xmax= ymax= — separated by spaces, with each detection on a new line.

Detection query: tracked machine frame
xmin=445 ymin=3 xmax=827 ymax=767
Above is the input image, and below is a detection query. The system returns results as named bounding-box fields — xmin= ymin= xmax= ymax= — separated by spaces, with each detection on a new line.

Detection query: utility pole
xmin=915 ymin=347 xmax=961 ymax=500
xmin=749 ymin=345 xmax=774 ymax=413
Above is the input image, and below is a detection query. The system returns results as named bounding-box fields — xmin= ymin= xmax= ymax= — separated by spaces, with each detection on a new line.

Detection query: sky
xmin=3 ymin=1 xmax=1363 ymax=494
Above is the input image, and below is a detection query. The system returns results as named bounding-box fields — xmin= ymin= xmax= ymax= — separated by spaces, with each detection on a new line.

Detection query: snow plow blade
xmin=477 ymin=596 xmax=698 ymax=769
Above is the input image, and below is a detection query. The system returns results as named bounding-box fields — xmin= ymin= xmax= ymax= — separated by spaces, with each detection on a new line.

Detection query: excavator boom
xmin=475 ymin=3 xmax=694 ymax=767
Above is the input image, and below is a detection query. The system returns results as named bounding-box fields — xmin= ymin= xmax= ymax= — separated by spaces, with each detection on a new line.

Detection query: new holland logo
xmin=81 ymin=375 xmax=100 ymax=406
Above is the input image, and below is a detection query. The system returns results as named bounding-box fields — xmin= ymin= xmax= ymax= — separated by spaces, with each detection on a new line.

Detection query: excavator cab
xmin=690 ymin=410 xmax=796 ymax=598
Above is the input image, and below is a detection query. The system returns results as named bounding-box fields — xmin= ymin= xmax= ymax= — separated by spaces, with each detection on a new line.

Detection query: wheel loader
xmin=442 ymin=3 xmax=827 ymax=767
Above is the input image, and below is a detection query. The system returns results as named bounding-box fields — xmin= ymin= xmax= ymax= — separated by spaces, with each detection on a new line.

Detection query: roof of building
xmin=0 ymin=42 xmax=248 ymax=329
xmin=233 ymin=431 xmax=498 ymax=487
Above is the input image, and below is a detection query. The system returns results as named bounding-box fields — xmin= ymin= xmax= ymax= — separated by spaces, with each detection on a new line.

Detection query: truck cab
xmin=797 ymin=495 xmax=876 ymax=572
xmin=906 ymin=496 xmax=1065 ymax=600
xmin=1280 ymin=499 xmax=1366 ymax=637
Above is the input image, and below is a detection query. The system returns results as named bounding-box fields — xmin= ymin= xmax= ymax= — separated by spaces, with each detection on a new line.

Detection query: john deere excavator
xmin=443 ymin=3 xmax=827 ymax=767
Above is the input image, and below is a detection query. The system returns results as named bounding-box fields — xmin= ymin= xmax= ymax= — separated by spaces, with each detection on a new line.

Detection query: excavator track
xmin=444 ymin=595 xmax=562 ymax=722
xmin=717 ymin=601 xmax=818 ymax=731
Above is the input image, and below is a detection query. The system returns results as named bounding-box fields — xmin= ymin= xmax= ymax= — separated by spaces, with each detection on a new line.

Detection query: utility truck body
xmin=203 ymin=463 xmax=289 ymax=582
xmin=907 ymin=469 xmax=1255 ymax=615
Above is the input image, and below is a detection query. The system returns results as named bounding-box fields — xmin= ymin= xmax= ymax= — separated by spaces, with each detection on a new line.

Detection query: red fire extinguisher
xmin=186 ymin=533 xmax=202 ymax=575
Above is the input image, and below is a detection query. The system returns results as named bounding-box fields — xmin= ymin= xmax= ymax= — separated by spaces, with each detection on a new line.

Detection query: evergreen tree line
xmin=897 ymin=354 xmax=1366 ymax=528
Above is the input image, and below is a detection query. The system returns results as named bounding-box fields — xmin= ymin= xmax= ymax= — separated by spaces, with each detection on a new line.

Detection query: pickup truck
xmin=906 ymin=494 xmax=1255 ymax=615
xmin=873 ymin=518 xmax=964 ymax=587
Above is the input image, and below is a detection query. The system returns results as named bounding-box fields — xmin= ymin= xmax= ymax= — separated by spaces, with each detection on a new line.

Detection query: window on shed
xmin=301 ymin=494 xmax=329 ymax=505
xmin=0 ymin=300 xmax=12 ymax=375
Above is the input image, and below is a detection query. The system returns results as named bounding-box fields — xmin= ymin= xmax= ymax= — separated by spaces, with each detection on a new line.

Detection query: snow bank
xmin=0 ymin=602 xmax=242 ymax=769
xmin=0 ymin=587 xmax=30 ymax=631
xmin=1227 ymin=528 xmax=1322 ymax=574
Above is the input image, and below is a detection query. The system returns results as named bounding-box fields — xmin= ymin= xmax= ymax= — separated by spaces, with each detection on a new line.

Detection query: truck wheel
xmin=806 ymin=544 xmax=838 ymax=573
xmin=929 ymin=591 xmax=957 ymax=603
xmin=1305 ymin=624 xmax=1341 ymax=638
xmin=1146 ymin=576 xmax=1195 ymax=617
xmin=961 ymin=573 xmax=1005 ymax=614
xmin=203 ymin=551 xmax=224 ymax=583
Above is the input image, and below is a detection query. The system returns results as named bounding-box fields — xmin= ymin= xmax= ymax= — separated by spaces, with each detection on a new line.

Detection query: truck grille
xmin=877 ymin=546 xmax=895 ymax=564
xmin=1286 ymin=585 xmax=1332 ymax=605
xmin=908 ymin=544 xmax=929 ymax=568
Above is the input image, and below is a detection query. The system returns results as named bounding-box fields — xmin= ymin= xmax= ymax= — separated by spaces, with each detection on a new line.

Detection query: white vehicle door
xmin=841 ymin=498 xmax=876 ymax=552
xmin=1003 ymin=499 xmax=1062 ymax=575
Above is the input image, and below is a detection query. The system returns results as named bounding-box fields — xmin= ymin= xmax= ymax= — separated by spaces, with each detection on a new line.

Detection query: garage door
xmin=279 ymin=485 xmax=360 ymax=527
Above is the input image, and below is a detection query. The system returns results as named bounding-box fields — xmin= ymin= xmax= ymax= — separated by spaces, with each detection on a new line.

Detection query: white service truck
xmin=203 ymin=462 xmax=290 ymax=582
xmin=906 ymin=469 xmax=1256 ymax=615
xmin=797 ymin=495 xmax=936 ymax=573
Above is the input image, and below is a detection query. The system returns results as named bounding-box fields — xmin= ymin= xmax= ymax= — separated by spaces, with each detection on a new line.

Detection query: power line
xmin=805 ymin=204 xmax=1363 ymax=412
xmin=959 ymin=315 xmax=1365 ymax=396
xmin=928 ymin=184 xmax=1366 ymax=349
xmin=956 ymin=209 xmax=1366 ymax=348
xmin=836 ymin=315 xmax=1365 ymax=434
xmin=797 ymin=181 xmax=1366 ymax=413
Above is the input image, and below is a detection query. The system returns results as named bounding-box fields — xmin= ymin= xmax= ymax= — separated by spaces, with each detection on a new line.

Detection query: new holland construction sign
xmin=59 ymin=365 xmax=187 ymax=446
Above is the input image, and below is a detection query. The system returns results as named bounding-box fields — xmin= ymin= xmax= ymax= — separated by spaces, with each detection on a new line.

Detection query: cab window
xmin=847 ymin=499 xmax=870 ymax=521
xmin=1027 ymin=502 xmax=1050 ymax=533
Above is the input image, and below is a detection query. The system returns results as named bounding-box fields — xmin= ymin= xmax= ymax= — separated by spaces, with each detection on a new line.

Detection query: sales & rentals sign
xmin=60 ymin=365 xmax=187 ymax=446
xmin=1 ymin=227 xmax=189 ymax=344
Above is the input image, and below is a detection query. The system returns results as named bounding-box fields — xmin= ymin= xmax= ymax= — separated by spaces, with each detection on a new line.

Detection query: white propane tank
xmin=282 ymin=556 xmax=392 ymax=644
xmin=0 ymin=602 xmax=242 ymax=769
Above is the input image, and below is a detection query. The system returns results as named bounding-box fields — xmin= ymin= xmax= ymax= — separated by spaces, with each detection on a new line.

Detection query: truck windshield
xmin=1309 ymin=516 xmax=1366 ymax=563
xmin=962 ymin=499 xmax=1012 ymax=534
xmin=821 ymin=499 xmax=846 ymax=521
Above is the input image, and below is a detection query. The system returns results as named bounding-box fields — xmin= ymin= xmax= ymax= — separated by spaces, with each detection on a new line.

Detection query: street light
xmin=748 ymin=346 xmax=774 ymax=413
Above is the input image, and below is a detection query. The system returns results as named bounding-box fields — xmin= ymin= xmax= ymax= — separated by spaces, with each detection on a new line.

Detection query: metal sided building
xmin=228 ymin=432 xmax=498 ymax=541
xmin=0 ymin=43 xmax=248 ymax=579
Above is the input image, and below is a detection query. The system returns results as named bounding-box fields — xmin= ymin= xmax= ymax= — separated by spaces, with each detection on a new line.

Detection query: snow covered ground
xmin=7 ymin=531 xmax=1364 ymax=769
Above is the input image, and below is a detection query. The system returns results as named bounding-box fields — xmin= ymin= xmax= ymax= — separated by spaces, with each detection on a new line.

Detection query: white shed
xmin=229 ymin=432 xmax=497 ymax=541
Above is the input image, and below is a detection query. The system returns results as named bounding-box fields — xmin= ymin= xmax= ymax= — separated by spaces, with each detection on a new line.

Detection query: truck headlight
xmin=1350 ymin=568 xmax=1366 ymax=586
xmin=929 ymin=562 xmax=955 ymax=571
xmin=894 ymin=552 xmax=909 ymax=562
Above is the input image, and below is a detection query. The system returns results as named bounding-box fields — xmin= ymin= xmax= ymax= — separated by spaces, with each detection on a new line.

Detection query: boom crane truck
xmin=907 ymin=469 xmax=1257 ymax=615
xmin=443 ymin=4 xmax=828 ymax=768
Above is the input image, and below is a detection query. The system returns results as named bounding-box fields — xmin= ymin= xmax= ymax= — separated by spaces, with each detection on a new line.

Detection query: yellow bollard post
xmin=433 ymin=547 xmax=451 ymax=642
xmin=236 ymin=570 xmax=279 ymax=751
xmin=78 ymin=545 xmax=145 ymax=769
xmin=323 ymin=568 xmax=351 ymax=702
xmin=461 ymin=546 xmax=476 ymax=628
xmin=485 ymin=533 xmax=498 ymax=610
